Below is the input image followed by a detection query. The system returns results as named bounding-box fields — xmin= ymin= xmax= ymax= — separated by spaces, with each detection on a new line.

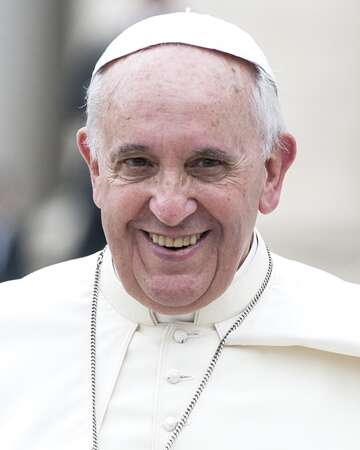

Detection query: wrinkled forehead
xmin=89 ymin=45 xmax=259 ymax=156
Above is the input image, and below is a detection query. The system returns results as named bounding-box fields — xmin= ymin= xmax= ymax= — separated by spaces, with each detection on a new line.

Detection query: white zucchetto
xmin=92 ymin=11 xmax=275 ymax=84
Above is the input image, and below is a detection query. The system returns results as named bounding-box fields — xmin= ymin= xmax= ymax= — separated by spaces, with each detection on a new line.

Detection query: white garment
xmin=0 ymin=233 xmax=359 ymax=450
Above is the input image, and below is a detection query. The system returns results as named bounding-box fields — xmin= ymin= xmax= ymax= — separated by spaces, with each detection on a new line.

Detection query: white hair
xmin=85 ymin=59 xmax=286 ymax=160
xmin=85 ymin=73 xmax=106 ymax=160
xmin=250 ymin=65 xmax=286 ymax=158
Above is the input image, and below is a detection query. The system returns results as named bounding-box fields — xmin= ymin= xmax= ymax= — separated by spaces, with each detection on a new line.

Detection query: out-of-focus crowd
xmin=0 ymin=0 xmax=174 ymax=282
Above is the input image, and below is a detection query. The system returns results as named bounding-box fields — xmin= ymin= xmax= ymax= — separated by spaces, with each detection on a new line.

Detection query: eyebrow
xmin=110 ymin=144 xmax=150 ymax=160
xmin=191 ymin=147 xmax=230 ymax=160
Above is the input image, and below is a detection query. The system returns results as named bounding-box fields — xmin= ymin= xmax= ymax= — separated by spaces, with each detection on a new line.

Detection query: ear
xmin=259 ymin=133 xmax=297 ymax=214
xmin=76 ymin=127 xmax=102 ymax=208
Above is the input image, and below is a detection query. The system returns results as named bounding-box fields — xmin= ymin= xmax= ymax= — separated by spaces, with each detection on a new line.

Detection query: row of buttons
xmin=162 ymin=328 xmax=200 ymax=433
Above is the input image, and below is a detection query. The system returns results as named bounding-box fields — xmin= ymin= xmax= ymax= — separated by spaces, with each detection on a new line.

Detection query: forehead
xmin=93 ymin=45 xmax=258 ymax=153
xmin=99 ymin=44 xmax=255 ymax=106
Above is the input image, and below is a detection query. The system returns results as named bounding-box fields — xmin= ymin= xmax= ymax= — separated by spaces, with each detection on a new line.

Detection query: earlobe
xmin=259 ymin=133 xmax=297 ymax=214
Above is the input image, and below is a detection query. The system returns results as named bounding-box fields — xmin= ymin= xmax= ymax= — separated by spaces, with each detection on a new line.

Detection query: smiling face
xmin=78 ymin=45 xmax=295 ymax=313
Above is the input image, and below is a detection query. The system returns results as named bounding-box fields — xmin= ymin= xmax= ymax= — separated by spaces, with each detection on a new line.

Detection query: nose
xmin=149 ymin=180 xmax=197 ymax=227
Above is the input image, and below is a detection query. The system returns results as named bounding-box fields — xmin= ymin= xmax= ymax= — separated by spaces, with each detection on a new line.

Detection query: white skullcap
xmin=92 ymin=10 xmax=275 ymax=84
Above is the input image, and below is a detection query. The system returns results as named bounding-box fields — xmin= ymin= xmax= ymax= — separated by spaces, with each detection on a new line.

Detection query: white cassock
xmin=1 ymin=232 xmax=359 ymax=450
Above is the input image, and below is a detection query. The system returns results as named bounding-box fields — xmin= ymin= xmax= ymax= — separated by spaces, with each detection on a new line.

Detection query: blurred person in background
xmin=0 ymin=0 xmax=173 ymax=283
xmin=1 ymin=11 xmax=359 ymax=450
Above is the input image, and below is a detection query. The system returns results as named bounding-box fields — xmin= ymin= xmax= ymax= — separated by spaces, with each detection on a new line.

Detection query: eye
xmin=123 ymin=157 xmax=153 ymax=167
xmin=111 ymin=156 xmax=157 ymax=180
xmin=188 ymin=158 xmax=223 ymax=169
xmin=186 ymin=158 xmax=227 ymax=181
xmin=194 ymin=158 xmax=222 ymax=168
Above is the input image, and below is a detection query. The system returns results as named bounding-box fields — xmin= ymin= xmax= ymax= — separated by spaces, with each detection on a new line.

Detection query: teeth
xmin=174 ymin=238 xmax=183 ymax=247
xmin=149 ymin=232 xmax=204 ymax=248
xmin=165 ymin=237 xmax=173 ymax=247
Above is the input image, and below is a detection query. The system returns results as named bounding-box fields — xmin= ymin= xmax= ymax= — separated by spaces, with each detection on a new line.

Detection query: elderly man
xmin=1 ymin=11 xmax=359 ymax=450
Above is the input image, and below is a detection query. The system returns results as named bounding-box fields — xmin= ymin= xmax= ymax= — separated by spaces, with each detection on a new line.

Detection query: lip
xmin=138 ymin=230 xmax=210 ymax=261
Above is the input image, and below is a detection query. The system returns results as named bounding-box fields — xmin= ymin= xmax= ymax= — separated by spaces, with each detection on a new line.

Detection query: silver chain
xmin=90 ymin=248 xmax=105 ymax=450
xmin=90 ymin=246 xmax=273 ymax=450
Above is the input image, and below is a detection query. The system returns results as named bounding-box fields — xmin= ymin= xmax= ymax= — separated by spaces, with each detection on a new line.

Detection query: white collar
xmin=98 ymin=231 xmax=360 ymax=358
xmin=100 ymin=230 xmax=268 ymax=327
xmin=154 ymin=311 xmax=195 ymax=323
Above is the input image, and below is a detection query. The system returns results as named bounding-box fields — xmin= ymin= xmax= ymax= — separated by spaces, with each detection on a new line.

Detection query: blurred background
xmin=0 ymin=0 xmax=359 ymax=283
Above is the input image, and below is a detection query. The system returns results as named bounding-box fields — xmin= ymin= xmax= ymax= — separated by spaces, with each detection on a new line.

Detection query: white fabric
xmin=92 ymin=11 xmax=275 ymax=83
xmin=1 ymin=232 xmax=360 ymax=449
xmin=154 ymin=312 xmax=195 ymax=323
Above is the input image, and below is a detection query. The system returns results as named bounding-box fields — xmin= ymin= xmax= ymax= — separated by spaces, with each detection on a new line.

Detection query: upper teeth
xmin=149 ymin=233 xmax=202 ymax=248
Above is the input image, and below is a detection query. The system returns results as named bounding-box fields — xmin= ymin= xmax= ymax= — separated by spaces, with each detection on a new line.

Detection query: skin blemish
xmin=211 ymin=117 xmax=220 ymax=128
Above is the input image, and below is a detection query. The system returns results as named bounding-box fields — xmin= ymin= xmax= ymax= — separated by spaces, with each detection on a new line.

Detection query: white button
xmin=173 ymin=329 xmax=188 ymax=343
xmin=163 ymin=416 xmax=178 ymax=432
xmin=166 ymin=369 xmax=181 ymax=384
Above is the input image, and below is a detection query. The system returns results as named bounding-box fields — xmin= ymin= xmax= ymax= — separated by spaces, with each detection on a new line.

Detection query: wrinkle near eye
xmin=106 ymin=149 xmax=158 ymax=182
xmin=199 ymin=153 xmax=255 ymax=186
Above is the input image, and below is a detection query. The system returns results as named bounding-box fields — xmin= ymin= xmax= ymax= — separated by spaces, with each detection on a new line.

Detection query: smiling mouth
xmin=143 ymin=231 xmax=209 ymax=250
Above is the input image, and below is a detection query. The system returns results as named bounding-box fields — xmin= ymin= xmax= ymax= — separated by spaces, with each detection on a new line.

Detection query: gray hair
xmin=250 ymin=66 xmax=286 ymax=158
xmin=85 ymin=60 xmax=286 ymax=160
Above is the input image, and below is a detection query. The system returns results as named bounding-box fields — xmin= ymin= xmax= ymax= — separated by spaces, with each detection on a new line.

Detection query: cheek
xmin=203 ymin=183 xmax=256 ymax=225
xmin=199 ymin=181 xmax=261 ymax=255
xmin=100 ymin=184 xmax=148 ymax=230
